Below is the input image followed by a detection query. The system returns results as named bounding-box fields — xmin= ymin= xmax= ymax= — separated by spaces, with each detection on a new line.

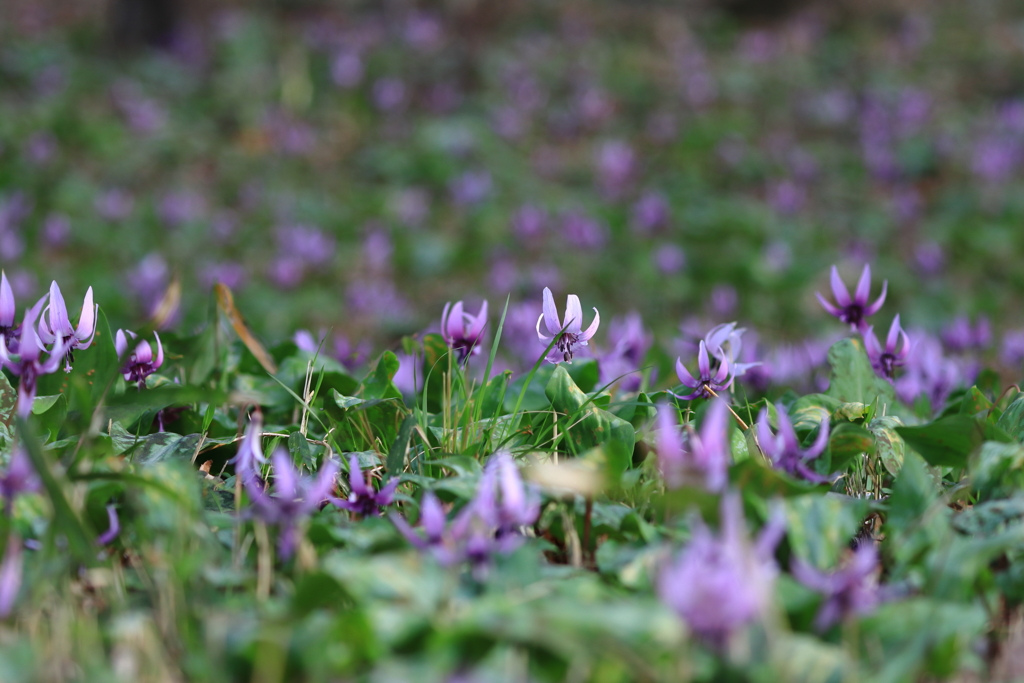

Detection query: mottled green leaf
xmin=897 ymin=414 xmax=1010 ymax=469
xmin=869 ymin=415 xmax=906 ymax=476
xmin=785 ymin=494 xmax=870 ymax=569
xmin=825 ymin=338 xmax=896 ymax=408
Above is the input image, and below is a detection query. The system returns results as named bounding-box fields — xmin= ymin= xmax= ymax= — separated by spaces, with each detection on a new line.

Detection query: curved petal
xmin=791 ymin=558 xmax=837 ymax=593
xmin=674 ymin=356 xmax=699 ymax=388
xmin=862 ymin=326 xmax=882 ymax=361
xmin=579 ymin=307 xmax=600 ymax=342
xmin=755 ymin=408 xmax=777 ymax=459
xmin=541 ymin=287 xmax=561 ymax=337
xmin=696 ymin=341 xmax=711 ymax=379
xmin=804 ymin=417 xmax=830 ymax=460
xmin=863 ymin=280 xmax=888 ymax=317
xmin=711 ymin=354 xmax=732 ymax=385
xmin=0 ymin=273 xmax=14 ymax=328
xmin=446 ymin=301 xmax=464 ymax=340
xmin=271 ymin=448 xmax=299 ymax=501
xmin=815 ymin=291 xmax=844 ymax=318
xmin=347 ymin=455 xmax=369 ymax=496
xmin=419 ymin=491 xmax=447 ymax=540
xmin=895 ymin=329 xmax=911 ymax=361
xmin=389 ymin=511 xmax=430 ymax=550
xmin=854 ymin=264 xmax=873 ymax=305
xmin=535 ymin=314 xmax=553 ymax=342
xmin=829 ymin=265 xmax=852 ymax=307
xmin=776 ymin=404 xmax=800 ymax=453
xmin=74 ymin=288 xmax=97 ymax=347
xmin=466 ymin=300 xmax=488 ymax=339
xmin=305 ymin=458 xmax=340 ymax=507
xmin=152 ymin=332 xmax=164 ymax=368
xmin=115 ymin=329 xmax=130 ymax=358
xmin=885 ymin=314 xmax=902 ymax=354
xmin=134 ymin=340 xmax=154 ymax=365
xmin=46 ymin=281 xmax=72 ymax=337
xmin=564 ymin=295 xmax=583 ymax=334
xmin=376 ymin=479 xmax=400 ymax=507
xmin=97 ymin=505 xmax=121 ymax=546
xmin=440 ymin=302 xmax=452 ymax=342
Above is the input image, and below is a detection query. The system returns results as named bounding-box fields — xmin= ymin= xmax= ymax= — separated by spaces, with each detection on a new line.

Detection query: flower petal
xmin=347 ymin=455 xmax=369 ymax=496
xmin=863 ymin=280 xmax=888 ymax=317
xmin=854 ymin=264 xmax=872 ymax=306
xmin=579 ymin=307 xmax=600 ymax=342
xmin=829 ymin=265 xmax=852 ymax=307
xmin=675 ymin=356 xmax=698 ymax=388
xmin=446 ymin=301 xmax=464 ymax=340
xmin=46 ymin=281 xmax=72 ymax=337
xmin=0 ymin=273 xmax=14 ymax=328
xmin=885 ymin=314 xmax=902 ymax=353
xmin=541 ymin=287 xmax=561 ymax=337
xmin=697 ymin=341 xmax=711 ymax=379
xmin=564 ymin=295 xmax=583 ymax=334
xmin=74 ymin=287 xmax=97 ymax=347
xmin=466 ymin=300 xmax=488 ymax=339
xmin=815 ymin=291 xmax=844 ymax=318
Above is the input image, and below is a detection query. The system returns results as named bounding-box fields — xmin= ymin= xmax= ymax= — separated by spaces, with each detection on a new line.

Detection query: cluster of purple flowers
xmin=0 ymin=276 xmax=96 ymax=417
xmin=391 ymin=450 xmax=540 ymax=577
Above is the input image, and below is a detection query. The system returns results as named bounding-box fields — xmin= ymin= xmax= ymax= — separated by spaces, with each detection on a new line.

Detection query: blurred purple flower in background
xmin=792 ymin=543 xmax=887 ymax=631
xmin=441 ymin=300 xmax=488 ymax=363
xmin=0 ymin=445 xmax=40 ymax=509
xmin=941 ymin=315 xmax=991 ymax=354
xmin=595 ymin=140 xmax=636 ymax=196
xmin=658 ymin=493 xmax=784 ymax=648
xmin=95 ymin=189 xmax=134 ymax=221
xmin=372 ymin=77 xmax=407 ymax=112
xmin=115 ymin=329 xmax=164 ymax=389
xmin=331 ymin=50 xmax=364 ymax=88
xmin=330 ymin=455 xmax=399 ymax=517
xmin=864 ymin=314 xmax=911 ymax=380
xmin=816 ymin=264 xmax=887 ymax=332
xmin=560 ymin=211 xmax=607 ymax=250
xmin=511 ymin=205 xmax=548 ymax=241
xmin=653 ymin=398 xmax=731 ymax=491
xmin=158 ymin=190 xmax=205 ymax=228
xmin=894 ymin=330 xmax=971 ymax=410
xmin=756 ymin=404 xmax=831 ymax=483
xmin=449 ymin=171 xmax=493 ymax=207
xmin=631 ymin=192 xmax=670 ymax=235
xmin=599 ymin=312 xmax=652 ymax=392
xmin=654 ymin=243 xmax=686 ymax=275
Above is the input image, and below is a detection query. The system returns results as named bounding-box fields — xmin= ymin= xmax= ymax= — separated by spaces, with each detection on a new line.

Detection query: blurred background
xmin=1 ymin=0 xmax=1023 ymax=381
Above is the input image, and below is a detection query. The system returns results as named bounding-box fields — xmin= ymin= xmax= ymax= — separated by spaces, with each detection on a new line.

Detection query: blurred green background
xmin=1 ymin=0 xmax=1023 ymax=363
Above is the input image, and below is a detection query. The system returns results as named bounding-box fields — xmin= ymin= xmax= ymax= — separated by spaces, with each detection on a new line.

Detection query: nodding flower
xmin=672 ymin=340 xmax=734 ymax=400
xmin=536 ymin=287 xmax=600 ymax=364
xmin=37 ymin=281 xmax=97 ymax=373
xmin=864 ymin=314 xmax=911 ymax=380
xmin=0 ymin=273 xmax=18 ymax=350
xmin=654 ymin=398 xmax=731 ymax=492
xmin=756 ymin=403 xmax=833 ymax=484
xmin=440 ymin=300 xmax=488 ymax=363
xmin=791 ymin=542 xmax=889 ymax=632
xmin=816 ymin=264 xmax=887 ymax=332
xmin=0 ymin=300 xmax=70 ymax=417
xmin=115 ymin=329 xmax=164 ymax=389
xmin=329 ymin=456 xmax=399 ymax=517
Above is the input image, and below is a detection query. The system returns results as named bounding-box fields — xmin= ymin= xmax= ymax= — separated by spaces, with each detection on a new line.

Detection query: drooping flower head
xmin=330 ymin=456 xmax=399 ymax=517
xmin=473 ymin=450 xmax=540 ymax=537
xmin=237 ymin=419 xmax=339 ymax=559
xmin=791 ymin=542 xmax=887 ymax=631
xmin=0 ymin=300 xmax=70 ymax=417
xmin=115 ymin=329 xmax=164 ymax=389
xmin=864 ymin=314 xmax=911 ymax=380
xmin=658 ymin=493 xmax=785 ymax=648
xmin=536 ymin=287 xmax=600 ymax=364
xmin=672 ymin=340 xmax=734 ymax=400
xmin=756 ymin=404 xmax=832 ymax=484
xmin=37 ymin=281 xmax=97 ymax=373
xmin=654 ymin=399 xmax=731 ymax=492
xmin=599 ymin=312 xmax=652 ymax=392
xmin=816 ymin=264 xmax=887 ymax=332
xmin=441 ymin=300 xmax=488 ymax=363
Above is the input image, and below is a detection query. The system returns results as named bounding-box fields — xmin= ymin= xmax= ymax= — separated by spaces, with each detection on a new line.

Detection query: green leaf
xmin=828 ymin=422 xmax=875 ymax=472
xmin=868 ymin=415 xmax=906 ymax=476
xmin=969 ymin=441 xmax=1024 ymax=500
xmin=386 ymin=415 xmax=417 ymax=479
xmin=959 ymin=386 xmax=995 ymax=419
xmin=287 ymin=431 xmax=314 ymax=470
xmin=545 ymin=365 xmax=635 ymax=479
xmin=825 ymin=338 xmax=896 ymax=408
xmin=896 ymin=414 xmax=1010 ymax=469
xmin=996 ymin=393 xmax=1024 ymax=441
xmin=785 ymin=494 xmax=871 ymax=569
xmin=361 ymin=351 xmax=402 ymax=401
xmin=129 ymin=432 xmax=203 ymax=465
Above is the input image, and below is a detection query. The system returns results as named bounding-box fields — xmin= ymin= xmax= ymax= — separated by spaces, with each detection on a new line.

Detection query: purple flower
xmin=599 ymin=312 xmax=653 ymax=391
xmin=536 ymin=287 xmax=600 ymax=364
xmin=816 ymin=264 xmax=887 ymax=332
xmin=1002 ymin=329 xmax=1024 ymax=368
xmin=511 ymin=205 xmax=547 ymax=241
xmin=653 ymin=399 xmax=731 ymax=491
xmin=672 ymin=341 xmax=733 ymax=400
xmin=631 ymin=192 xmax=670 ymax=235
xmin=391 ymin=451 xmax=539 ymax=575
xmin=449 ymin=171 xmax=492 ymax=207
xmin=38 ymin=281 xmax=97 ymax=373
xmin=791 ymin=543 xmax=886 ymax=631
xmin=941 ymin=316 xmax=991 ymax=353
xmin=704 ymin=322 xmax=760 ymax=379
xmin=864 ymin=315 xmax=911 ymax=380
xmin=0 ymin=300 xmax=70 ymax=417
xmin=0 ymin=445 xmax=39 ymax=512
xmin=894 ymin=330 xmax=971 ymax=411
xmin=560 ymin=211 xmax=607 ymax=250
xmin=756 ymin=404 xmax=831 ymax=483
xmin=658 ymin=493 xmax=785 ymax=648
xmin=441 ymin=300 xmax=488 ymax=363
xmin=654 ymin=244 xmax=686 ymax=275
xmin=330 ymin=456 xmax=399 ymax=517
xmin=0 ymin=272 xmax=19 ymax=346
xmin=372 ymin=77 xmax=407 ymax=112
xmin=0 ymin=531 xmax=23 ymax=618
xmin=237 ymin=419 xmax=339 ymax=559
xmin=115 ymin=330 xmax=164 ymax=389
